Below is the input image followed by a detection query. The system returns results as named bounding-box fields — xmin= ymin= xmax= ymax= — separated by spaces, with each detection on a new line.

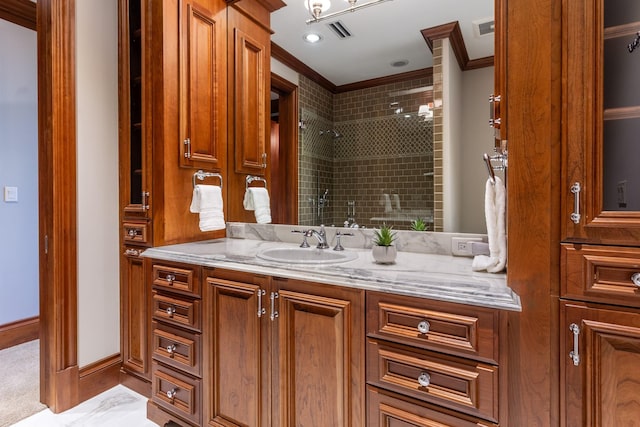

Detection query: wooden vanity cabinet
xmin=203 ymin=268 xmax=365 ymax=427
xmin=560 ymin=1 xmax=640 ymax=425
xmin=366 ymin=291 xmax=504 ymax=426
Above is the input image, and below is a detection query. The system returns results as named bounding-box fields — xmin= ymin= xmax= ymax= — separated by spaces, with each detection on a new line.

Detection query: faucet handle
xmin=333 ymin=231 xmax=353 ymax=251
xmin=292 ymin=230 xmax=311 ymax=248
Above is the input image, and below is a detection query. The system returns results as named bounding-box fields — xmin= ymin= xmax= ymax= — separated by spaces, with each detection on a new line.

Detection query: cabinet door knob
xmin=166 ymin=306 xmax=176 ymax=317
xmin=166 ymin=388 xmax=177 ymax=400
xmin=166 ymin=274 xmax=176 ymax=284
xmin=632 ymin=272 xmax=640 ymax=287
xmin=127 ymin=228 xmax=138 ymax=238
xmin=418 ymin=372 xmax=431 ymax=387
xmin=417 ymin=320 xmax=430 ymax=334
xmin=166 ymin=344 xmax=177 ymax=356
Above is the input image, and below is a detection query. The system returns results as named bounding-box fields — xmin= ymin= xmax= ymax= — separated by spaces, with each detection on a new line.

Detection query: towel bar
xmin=193 ymin=170 xmax=223 ymax=189
xmin=483 ymin=152 xmax=507 ymax=185
xmin=246 ymin=175 xmax=267 ymax=191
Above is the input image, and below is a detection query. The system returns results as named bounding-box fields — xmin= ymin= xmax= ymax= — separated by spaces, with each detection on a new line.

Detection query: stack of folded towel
xmin=243 ymin=187 xmax=272 ymax=224
xmin=190 ymin=184 xmax=225 ymax=231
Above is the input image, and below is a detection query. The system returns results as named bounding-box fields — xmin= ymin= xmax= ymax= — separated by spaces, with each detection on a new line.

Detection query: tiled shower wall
xmin=298 ymin=74 xmax=434 ymax=229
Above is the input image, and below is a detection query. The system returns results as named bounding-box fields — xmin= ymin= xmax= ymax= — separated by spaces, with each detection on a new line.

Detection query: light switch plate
xmin=4 ymin=186 xmax=18 ymax=202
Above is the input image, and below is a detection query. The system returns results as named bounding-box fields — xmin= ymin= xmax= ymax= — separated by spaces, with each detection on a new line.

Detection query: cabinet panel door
xmin=231 ymin=25 xmax=268 ymax=175
xmin=562 ymin=0 xmax=640 ymax=244
xmin=561 ymin=301 xmax=640 ymax=427
xmin=205 ymin=277 xmax=269 ymax=427
xmin=121 ymin=248 xmax=149 ymax=378
xmin=179 ymin=0 xmax=227 ymax=169
xmin=275 ymin=287 xmax=362 ymax=427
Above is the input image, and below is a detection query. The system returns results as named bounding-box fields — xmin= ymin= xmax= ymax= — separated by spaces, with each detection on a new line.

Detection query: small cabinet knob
xmin=166 ymin=306 xmax=176 ymax=317
xmin=418 ymin=372 xmax=431 ymax=387
xmin=166 ymin=388 xmax=177 ymax=400
xmin=632 ymin=272 xmax=640 ymax=287
xmin=127 ymin=229 xmax=137 ymax=238
xmin=166 ymin=344 xmax=177 ymax=356
xmin=417 ymin=320 xmax=430 ymax=334
xmin=166 ymin=274 xmax=176 ymax=284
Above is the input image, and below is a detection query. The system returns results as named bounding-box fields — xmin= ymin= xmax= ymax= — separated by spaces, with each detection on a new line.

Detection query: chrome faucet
xmin=304 ymin=224 xmax=329 ymax=249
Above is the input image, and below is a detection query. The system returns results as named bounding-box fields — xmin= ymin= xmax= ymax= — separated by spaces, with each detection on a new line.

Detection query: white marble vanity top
xmin=143 ymin=238 xmax=521 ymax=311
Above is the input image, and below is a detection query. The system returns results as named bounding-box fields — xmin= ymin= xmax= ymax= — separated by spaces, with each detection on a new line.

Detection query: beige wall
xmin=76 ymin=0 xmax=120 ymax=367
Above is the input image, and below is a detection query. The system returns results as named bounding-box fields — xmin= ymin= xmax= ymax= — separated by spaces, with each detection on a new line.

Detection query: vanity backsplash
xmin=226 ymin=222 xmax=487 ymax=257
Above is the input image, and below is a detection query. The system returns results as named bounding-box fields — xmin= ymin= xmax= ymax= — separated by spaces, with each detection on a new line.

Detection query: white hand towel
xmin=381 ymin=194 xmax=393 ymax=213
xmin=392 ymin=194 xmax=402 ymax=211
xmin=472 ymin=176 xmax=507 ymax=273
xmin=190 ymin=184 xmax=225 ymax=231
xmin=243 ymin=187 xmax=272 ymax=224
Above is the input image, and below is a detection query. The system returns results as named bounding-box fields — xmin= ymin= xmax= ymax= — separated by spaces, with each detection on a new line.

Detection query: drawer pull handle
xmin=632 ymin=273 xmax=640 ymax=287
xmin=166 ymin=306 xmax=176 ymax=317
xmin=570 ymin=182 xmax=581 ymax=224
xmin=417 ymin=320 xmax=430 ymax=334
xmin=166 ymin=388 xmax=177 ymax=401
xmin=166 ymin=344 xmax=177 ymax=356
xmin=166 ymin=274 xmax=176 ymax=284
xmin=418 ymin=372 xmax=431 ymax=388
xmin=257 ymin=289 xmax=266 ymax=318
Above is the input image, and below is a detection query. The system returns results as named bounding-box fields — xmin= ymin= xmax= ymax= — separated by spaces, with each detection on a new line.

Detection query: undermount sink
xmin=257 ymin=247 xmax=358 ymax=264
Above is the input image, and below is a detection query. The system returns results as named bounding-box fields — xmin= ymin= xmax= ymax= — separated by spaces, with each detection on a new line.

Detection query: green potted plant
xmin=410 ymin=218 xmax=428 ymax=231
xmin=372 ymin=224 xmax=397 ymax=264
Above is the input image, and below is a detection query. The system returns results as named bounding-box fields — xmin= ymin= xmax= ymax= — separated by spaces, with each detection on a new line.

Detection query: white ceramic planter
xmin=372 ymin=245 xmax=397 ymax=264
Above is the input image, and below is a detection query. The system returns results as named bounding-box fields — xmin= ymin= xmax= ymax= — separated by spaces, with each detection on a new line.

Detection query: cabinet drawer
xmin=152 ymin=292 xmax=201 ymax=331
xmin=367 ymin=339 xmax=499 ymax=423
xmin=152 ymin=321 xmax=201 ymax=377
xmin=367 ymin=386 xmax=498 ymax=427
xmin=562 ymin=244 xmax=640 ymax=307
xmin=367 ymin=292 xmax=498 ymax=363
xmin=152 ymin=363 xmax=201 ymax=425
xmin=123 ymin=222 xmax=149 ymax=245
xmin=153 ymin=264 xmax=199 ymax=296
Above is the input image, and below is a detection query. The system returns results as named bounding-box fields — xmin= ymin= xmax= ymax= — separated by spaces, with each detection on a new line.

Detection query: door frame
xmin=37 ymin=0 xmax=79 ymax=412
xmin=270 ymin=73 xmax=299 ymax=224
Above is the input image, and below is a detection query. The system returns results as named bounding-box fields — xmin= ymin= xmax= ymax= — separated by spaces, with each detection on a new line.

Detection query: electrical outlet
xmin=451 ymin=237 xmax=483 ymax=256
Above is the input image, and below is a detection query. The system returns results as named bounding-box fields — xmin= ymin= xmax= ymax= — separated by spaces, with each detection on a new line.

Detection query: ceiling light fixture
xmin=305 ymin=0 xmax=393 ymax=24
xmin=303 ymin=32 xmax=323 ymax=43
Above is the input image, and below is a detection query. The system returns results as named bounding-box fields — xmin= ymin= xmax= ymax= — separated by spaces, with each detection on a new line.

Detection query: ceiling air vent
xmin=326 ymin=20 xmax=353 ymax=39
xmin=473 ymin=19 xmax=495 ymax=37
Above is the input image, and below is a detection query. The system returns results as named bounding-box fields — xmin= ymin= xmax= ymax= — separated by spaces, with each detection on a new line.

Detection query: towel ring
xmin=246 ymin=175 xmax=267 ymax=191
xmin=193 ymin=170 xmax=223 ymax=189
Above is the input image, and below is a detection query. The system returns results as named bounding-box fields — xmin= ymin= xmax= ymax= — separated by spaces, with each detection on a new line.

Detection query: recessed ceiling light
xmin=303 ymin=32 xmax=323 ymax=43
xmin=391 ymin=59 xmax=409 ymax=68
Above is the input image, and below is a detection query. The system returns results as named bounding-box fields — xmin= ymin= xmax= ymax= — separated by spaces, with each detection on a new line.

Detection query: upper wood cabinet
xmin=563 ymin=0 xmax=640 ymax=245
xmin=228 ymin=4 xmax=270 ymax=176
xmin=178 ymin=0 xmax=227 ymax=170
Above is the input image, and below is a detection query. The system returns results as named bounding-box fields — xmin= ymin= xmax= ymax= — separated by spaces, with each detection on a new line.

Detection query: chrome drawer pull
xmin=417 ymin=320 xmax=430 ymax=334
xmin=166 ymin=388 xmax=177 ymax=401
xmin=632 ymin=273 xmax=640 ymax=287
xmin=127 ymin=228 xmax=138 ymax=238
xmin=569 ymin=323 xmax=581 ymax=366
xmin=166 ymin=306 xmax=176 ymax=317
xmin=257 ymin=289 xmax=266 ymax=318
xmin=270 ymin=292 xmax=279 ymax=321
xmin=165 ymin=274 xmax=176 ymax=284
xmin=166 ymin=344 xmax=177 ymax=356
xmin=418 ymin=372 xmax=431 ymax=388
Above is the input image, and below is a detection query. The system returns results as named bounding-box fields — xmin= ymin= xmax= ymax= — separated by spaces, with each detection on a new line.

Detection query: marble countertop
xmin=143 ymin=239 xmax=520 ymax=311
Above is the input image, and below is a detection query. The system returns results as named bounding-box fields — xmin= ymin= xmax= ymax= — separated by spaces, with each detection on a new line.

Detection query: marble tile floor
xmin=11 ymin=385 xmax=158 ymax=427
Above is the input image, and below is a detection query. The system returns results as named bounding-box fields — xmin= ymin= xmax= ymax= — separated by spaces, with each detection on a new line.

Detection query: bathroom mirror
xmin=270 ymin=0 xmax=499 ymax=233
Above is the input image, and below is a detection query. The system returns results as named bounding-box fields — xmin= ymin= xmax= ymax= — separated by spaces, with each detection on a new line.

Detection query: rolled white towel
xmin=392 ymin=194 xmax=401 ymax=211
xmin=190 ymin=184 xmax=225 ymax=231
xmin=243 ymin=187 xmax=272 ymax=224
xmin=381 ymin=194 xmax=393 ymax=213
